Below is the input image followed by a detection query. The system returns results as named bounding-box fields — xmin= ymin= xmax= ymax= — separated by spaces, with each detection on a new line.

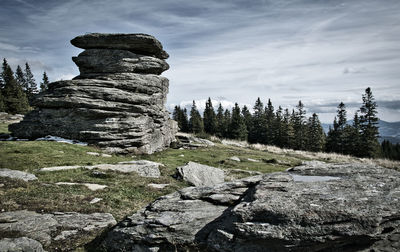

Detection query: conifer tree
xmin=265 ymin=99 xmax=275 ymax=144
xmin=248 ymin=98 xmax=266 ymax=143
xmin=349 ymin=112 xmax=362 ymax=156
xmin=359 ymin=87 xmax=380 ymax=157
xmin=326 ymin=102 xmax=348 ymax=154
xmin=306 ymin=113 xmax=325 ymax=152
xmin=281 ymin=108 xmax=294 ymax=148
xmin=189 ymin=101 xmax=204 ymax=134
xmin=228 ymin=103 xmax=247 ymax=140
xmin=40 ymin=71 xmax=50 ymax=92
xmin=274 ymin=106 xmax=284 ymax=147
xmin=173 ymin=106 xmax=189 ymax=132
xmin=223 ymin=109 xmax=231 ymax=138
xmin=241 ymin=105 xmax=252 ymax=133
xmin=24 ymin=62 xmax=37 ymax=102
xmin=0 ymin=91 xmax=5 ymax=112
xmin=15 ymin=65 xmax=27 ymax=91
xmin=293 ymin=101 xmax=307 ymax=150
xmin=2 ymin=62 xmax=30 ymax=114
xmin=203 ymin=97 xmax=217 ymax=135
xmin=215 ymin=103 xmax=225 ymax=138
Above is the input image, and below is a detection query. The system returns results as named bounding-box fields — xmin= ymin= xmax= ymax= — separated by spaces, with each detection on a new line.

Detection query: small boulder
xmin=176 ymin=162 xmax=224 ymax=187
xmin=229 ymin=156 xmax=241 ymax=162
xmin=0 ymin=168 xmax=37 ymax=182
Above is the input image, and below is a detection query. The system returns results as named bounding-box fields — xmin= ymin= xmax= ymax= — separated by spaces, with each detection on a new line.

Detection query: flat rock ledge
xmin=40 ymin=160 xmax=162 ymax=178
xmin=0 ymin=168 xmax=38 ymax=182
xmin=0 ymin=210 xmax=116 ymax=251
xmin=101 ymin=161 xmax=400 ymax=252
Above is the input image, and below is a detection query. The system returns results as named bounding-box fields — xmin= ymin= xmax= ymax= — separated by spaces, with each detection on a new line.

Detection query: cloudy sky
xmin=1 ymin=0 xmax=399 ymax=122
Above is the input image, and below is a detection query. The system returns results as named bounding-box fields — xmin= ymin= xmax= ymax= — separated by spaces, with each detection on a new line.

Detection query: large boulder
xmin=9 ymin=34 xmax=177 ymax=154
xmin=0 ymin=168 xmax=37 ymax=182
xmin=176 ymin=162 xmax=225 ymax=187
xmin=0 ymin=210 xmax=116 ymax=251
xmin=101 ymin=161 xmax=400 ymax=251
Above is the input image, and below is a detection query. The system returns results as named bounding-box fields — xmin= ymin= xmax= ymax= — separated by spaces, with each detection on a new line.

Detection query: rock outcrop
xmin=9 ymin=33 xmax=177 ymax=154
xmin=0 ymin=210 xmax=116 ymax=251
xmin=176 ymin=162 xmax=225 ymax=187
xmin=101 ymin=161 xmax=400 ymax=251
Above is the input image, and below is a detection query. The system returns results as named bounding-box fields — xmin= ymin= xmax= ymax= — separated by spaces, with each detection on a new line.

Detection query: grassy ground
xmin=0 ymin=123 xmax=9 ymax=133
xmin=0 ymin=124 xmax=301 ymax=221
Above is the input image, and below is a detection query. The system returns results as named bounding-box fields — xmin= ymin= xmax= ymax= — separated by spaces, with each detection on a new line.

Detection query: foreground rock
xmin=40 ymin=160 xmax=162 ymax=178
xmin=9 ymin=33 xmax=177 ymax=154
xmin=101 ymin=161 xmax=400 ymax=251
xmin=0 ymin=168 xmax=38 ymax=182
xmin=174 ymin=132 xmax=215 ymax=149
xmin=0 ymin=237 xmax=45 ymax=252
xmin=0 ymin=210 xmax=116 ymax=251
xmin=176 ymin=162 xmax=225 ymax=187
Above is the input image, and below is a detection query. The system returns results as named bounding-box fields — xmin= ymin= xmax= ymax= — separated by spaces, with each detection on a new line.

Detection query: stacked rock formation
xmin=9 ymin=33 xmax=177 ymax=154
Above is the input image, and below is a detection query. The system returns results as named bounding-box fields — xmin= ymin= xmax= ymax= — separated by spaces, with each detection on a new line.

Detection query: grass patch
xmin=0 ymin=123 xmax=9 ymax=134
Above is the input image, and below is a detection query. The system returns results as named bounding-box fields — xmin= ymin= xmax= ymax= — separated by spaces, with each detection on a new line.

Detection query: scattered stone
xmin=0 ymin=183 xmax=4 ymax=188
xmin=176 ymin=162 xmax=224 ymax=187
xmin=89 ymin=198 xmax=103 ymax=204
xmin=101 ymin=153 xmax=112 ymax=157
xmin=0 ymin=237 xmax=45 ymax=252
xmin=101 ymin=162 xmax=400 ymax=251
xmin=175 ymin=132 xmax=215 ymax=149
xmin=247 ymin=158 xmax=259 ymax=162
xmin=40 ymin=160 xmax=162 ymax=178
xmin=147 ymin=183 xmax=169 ymax=189
xmin=55 ymin=182 xmax=107 ymax=191
xmin=0 ymin=168 xmax=38 ymax=182
xmin=0 ymin=210 xmax=116 ymax=251
xmin=9 ymin=33 xmax=177 ymax=154
xmin=86 ymin=151 xmax=100 ymax=156
xmin=179 ymin=154 xmax=184 ymax=157
xmin=229 ymin=156 xmax=240 ymax=162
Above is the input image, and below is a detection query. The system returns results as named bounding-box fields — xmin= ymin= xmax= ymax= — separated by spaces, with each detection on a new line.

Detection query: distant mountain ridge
xmin=322 ymin=120 xmax=400 ymax=144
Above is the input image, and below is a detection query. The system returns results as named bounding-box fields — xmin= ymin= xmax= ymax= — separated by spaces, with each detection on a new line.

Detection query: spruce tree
xmin=15 ymin=65 xmax=27 ymax=91
xmin=223 ymin=109 xmax=231 ymax=138
xmin=241 ymin=105 xmax=252 ymax=133
xmin=24 ymin=62 xmax=37 ymax=102
xmin=203 ymin=97 xmax=217 ymax=135
xmin=265 ymin=99 xmax=275 ymax=144
xmin=349 ymin=112 xmax=362 ymax=156
xmin=274 ymin=106 xmax=284 ymax=147
xmin=248 ymin=98 xmax=266 ymax=144
xmin=293 ymin=101 xmax=307 ymax=150
xmin=0 ymin=91 xmax=5 ymax=112
xmin=306 ymin=113 xmax=325 ymax=152
xmin=282 ymin=108 xmax=294 ymax=148
xmin=40 ymin=71 xmax=50 ymax=92
xmin=359 ymin=87 xmax=380 ymax=157
xmin=2 ymin=62 xmax=30 ymax=114
xmin=228 ymin=103 xmax=247 ymax=140
xmin=189 ymin=101 xmax=204 ymax=134
xmin=215 ymin=103 xmax=225 ymax=138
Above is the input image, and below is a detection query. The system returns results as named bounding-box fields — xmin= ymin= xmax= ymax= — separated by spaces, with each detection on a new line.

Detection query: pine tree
xmin=203 ymin=97 xmax=217 ymax=135
xmin=2 ymin=62 xmax=30 ymax=114
xmin=189 ymin=101 xmax=204 ymax=134
xmin=0 ymin=91 xmax=5 ymax=112
xmin=359 ymin=87 xmax=380 ymax=158
xmin=40 ymin=71 xmax=50 ymax=92
xmin=215 ymin=103 xmax=225 ymax=138
xmin=293 ymin=101 xmax=307 ymax=150
xmin=173 ymin=106 xmax=189 ymax=132
xmin=274 ymin=106 xmax=284 ymax=147
xmin=241 ymin=105 xmax=252 ymax=133
xmin=228 ymin=103 xmax=247 ymax=140
xmin=248 ymin=98 xmax=266 ymax=144
xmin=349 ymin=112 xmax=362 ymax=156
xmin=265 ymin=99 xmax=275 ymax=145
xmin=24 ymin=62 xmax=37 ymax=102
xmin=306 ymin=113 xmax=325 ymax=152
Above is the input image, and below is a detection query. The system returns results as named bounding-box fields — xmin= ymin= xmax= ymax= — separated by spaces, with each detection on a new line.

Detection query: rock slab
xmin=0 ymin=168 xmax=38 ymax=182
xmin=101 ymin=161 xmax=400 ymax=251
xmin=0 ymin=210 xmax=116 ymax=251
xmin=9 ymin=33 xmax=177 ymax=154
xmin=176 ymin=162 xmax=225 ymax=187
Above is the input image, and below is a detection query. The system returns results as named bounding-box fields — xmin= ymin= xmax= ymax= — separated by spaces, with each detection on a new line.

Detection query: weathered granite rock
xmin=71 ymin=33 xmax=169 ymax=59
xmin=176 ymin=162 xmax=225 ymax=187
xmin=174 ymin=132 xmax=215 ymax=149
xmin=0 ymin=210 xmax=116 ymax=251
xmin=101 ymin=162 xmax=400 ymax=251
xmin=0 ymin=112 xmax=24 ymax=124
xmin=0 ymin=168 xmax=38 ymax=182
xmin=73 ymin=49 xmax=169 ymax=75
xmin=9 ymin=34 xmax=177 ymax=154
xmin=0 ymin=237 xmax=45 ymax=252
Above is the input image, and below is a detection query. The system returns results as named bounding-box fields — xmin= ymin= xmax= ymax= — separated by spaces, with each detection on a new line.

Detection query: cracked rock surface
xmin=101 ymin=161 xmax=400 ymax=252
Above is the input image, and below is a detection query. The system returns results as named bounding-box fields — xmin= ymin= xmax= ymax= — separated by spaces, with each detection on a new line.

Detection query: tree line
xmin=174 ymin=87 xmax=396 ymax=160
xmin=0 ymin=58 xmax=49 ymax=114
